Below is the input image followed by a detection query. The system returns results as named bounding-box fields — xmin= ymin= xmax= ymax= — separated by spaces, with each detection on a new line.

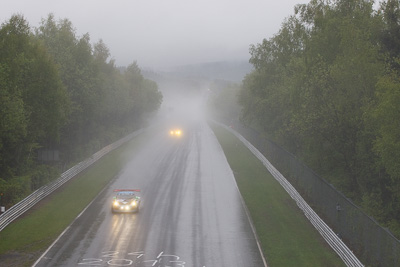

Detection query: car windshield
xmin=117 ymin=192 xmax=135 ymax=199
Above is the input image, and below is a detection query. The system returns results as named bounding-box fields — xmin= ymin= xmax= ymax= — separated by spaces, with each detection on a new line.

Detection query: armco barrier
xmin=223 ymin=117 xmax=400 ymax=266
xmin=216 ymin=122 xmax=364 ymax=267
xmin=0 ymin=129 xmax=144 ymax=232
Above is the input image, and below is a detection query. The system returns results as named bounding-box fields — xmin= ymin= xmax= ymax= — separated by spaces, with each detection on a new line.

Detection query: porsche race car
xmin=111 ymin=189 xmax=141 ymax=213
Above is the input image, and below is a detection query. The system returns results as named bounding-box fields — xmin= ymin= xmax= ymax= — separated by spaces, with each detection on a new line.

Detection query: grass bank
xmin=0 ymin=131 xmax=151 ymax=267
xmin=209 ymin=122 xmax=345 ymax=267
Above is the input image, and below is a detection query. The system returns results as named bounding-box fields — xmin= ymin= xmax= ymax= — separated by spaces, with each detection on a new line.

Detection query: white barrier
xmin=0 ymin=129 xmax=144 ymax=232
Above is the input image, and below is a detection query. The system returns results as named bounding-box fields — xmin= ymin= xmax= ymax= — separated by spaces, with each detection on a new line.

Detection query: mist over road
xmin=33 ymin=113 xmax=266 ymax=267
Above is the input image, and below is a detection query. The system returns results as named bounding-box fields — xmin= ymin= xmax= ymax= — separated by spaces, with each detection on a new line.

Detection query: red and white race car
xmin=111 ymin=189 xmax=141 ymax=213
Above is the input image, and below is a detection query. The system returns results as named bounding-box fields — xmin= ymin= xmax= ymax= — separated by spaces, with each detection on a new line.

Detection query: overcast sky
xmin=1 ymin=0 xmax=307 ymax=70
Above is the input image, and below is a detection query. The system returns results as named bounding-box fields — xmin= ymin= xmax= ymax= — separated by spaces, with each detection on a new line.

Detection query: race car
xmin=169 ymin=128 xmax=182 ymax=137
xmin=111 ymin=189 xmax=141 ymax=213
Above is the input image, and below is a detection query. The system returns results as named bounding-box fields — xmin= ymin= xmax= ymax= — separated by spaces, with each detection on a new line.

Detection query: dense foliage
xmin=237 ymin=0 xmax=400 ymax=237
xmin=0 ymin=14 xmax=162 ymax=207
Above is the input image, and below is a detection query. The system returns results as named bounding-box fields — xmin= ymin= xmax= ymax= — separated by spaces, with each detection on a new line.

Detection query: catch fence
xmin=226 ymin=119 xmax=400 ymax=266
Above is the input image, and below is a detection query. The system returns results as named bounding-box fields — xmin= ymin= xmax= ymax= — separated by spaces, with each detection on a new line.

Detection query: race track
xmin=33 ymin=116 xmax=266 ymax=267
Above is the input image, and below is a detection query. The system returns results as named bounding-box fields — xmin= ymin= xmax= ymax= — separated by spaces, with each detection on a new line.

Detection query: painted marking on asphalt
xmin=127 ymin=251 xmax=144 ymax=258
xmin=76 ymin=250 xmax=206 ymax=266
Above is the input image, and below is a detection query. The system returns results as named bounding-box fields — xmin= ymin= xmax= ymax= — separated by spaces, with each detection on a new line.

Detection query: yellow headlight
xmin=113 ymin=201 xmax=120 ymax=207
xmin=170 ymin=129 xmax=182 ymax=136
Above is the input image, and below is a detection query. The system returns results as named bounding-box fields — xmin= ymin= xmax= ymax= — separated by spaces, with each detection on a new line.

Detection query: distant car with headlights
xmin=169 ymin=128 xmax=182 ymax=137
xmin=112 ymin=189 xmax=141 ymax=213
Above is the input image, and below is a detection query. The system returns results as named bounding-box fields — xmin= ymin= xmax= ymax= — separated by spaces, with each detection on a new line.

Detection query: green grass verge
xmin=0 ymin=131 xmax=152 ymax=266
xmin=209 ymin=122 xmax=345 ymax=267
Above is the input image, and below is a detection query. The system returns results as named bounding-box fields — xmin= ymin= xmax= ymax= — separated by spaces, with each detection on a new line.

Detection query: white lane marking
xmin=32 ymin=224 xmax=70 ymax=267
xmin=32 ymin=182 xmax=111 ymax=267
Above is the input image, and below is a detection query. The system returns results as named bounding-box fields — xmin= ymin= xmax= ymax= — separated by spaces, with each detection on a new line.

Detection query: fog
xmin=155 ymin=78 xmax=208 ymax=129
xmin=1 ymin=0 xmax=307 ymax=70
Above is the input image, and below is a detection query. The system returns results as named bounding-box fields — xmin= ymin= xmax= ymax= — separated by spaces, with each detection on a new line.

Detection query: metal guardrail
xmin=0 ymin=129 xmax=144 ymax=232
xmin=218 ymin=122 xmax=364 ymax=267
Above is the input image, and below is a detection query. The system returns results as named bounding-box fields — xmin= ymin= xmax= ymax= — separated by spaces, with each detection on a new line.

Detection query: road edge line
xmin=31 ymin=173 xmax=121 ymax=267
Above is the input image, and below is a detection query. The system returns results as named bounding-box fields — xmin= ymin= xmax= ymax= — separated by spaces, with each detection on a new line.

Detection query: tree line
xmin=236 ymin=0 xmax=400 ymax=237
xmin=0 ymin=14 xmax=162 ymax=207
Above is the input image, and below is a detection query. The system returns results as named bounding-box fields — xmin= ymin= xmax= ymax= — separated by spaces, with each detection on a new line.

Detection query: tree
xmin=368 ymin=72 xmax=400 ymax=230
xmin=380 ymin=0 xmax=400 ymax=70
xmin=141 ymin=79 xmax=163 ymax=113
xmin=240 ymin=0 xmax=385 ymax=197
xmin=0 ymin=13 xmax=163 ymax=207
xmin=124 ymin=62 xmax=162 ymax=117
xmin=37 ymin=14 xmax=99 ymax=154
xmin=0 ymin=64 xmax=27 ymax=177
xmin=0 ymin=15 xmax=68 ymax=177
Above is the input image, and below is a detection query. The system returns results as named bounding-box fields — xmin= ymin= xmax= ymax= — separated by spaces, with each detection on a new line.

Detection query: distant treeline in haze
xmin=210 ymin=0 xmax=400 ymax=238
xmin=0 ymin=14 xmax=162 ymax=207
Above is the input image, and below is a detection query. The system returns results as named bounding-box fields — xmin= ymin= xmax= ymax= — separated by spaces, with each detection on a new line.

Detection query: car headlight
xmin=170 ymin=129 xmax=182 ymax=136
xmin=131 ymin=201 xmax=137 ymax=207
xmin=113 ymin=201 xmax=120 ymax=207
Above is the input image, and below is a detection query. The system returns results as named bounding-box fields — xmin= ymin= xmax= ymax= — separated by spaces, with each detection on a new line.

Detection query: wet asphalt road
xmin=33 ymin=119 xmax=266 ymax=267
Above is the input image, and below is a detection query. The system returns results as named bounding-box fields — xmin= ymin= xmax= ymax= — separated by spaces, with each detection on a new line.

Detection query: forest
xmin=233 ymin=0 xmax=400 ymax=238
xmin=0 ymin=14 xmax=162 ymax=208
